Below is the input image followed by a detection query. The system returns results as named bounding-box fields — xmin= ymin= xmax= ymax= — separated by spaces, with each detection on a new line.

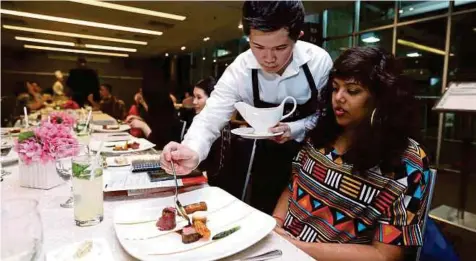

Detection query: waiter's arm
xmin=181 ymin=69 xmax=241 ymax=163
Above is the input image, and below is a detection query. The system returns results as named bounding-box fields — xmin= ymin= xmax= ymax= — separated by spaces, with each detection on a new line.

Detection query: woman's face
xmin=193 ymin=87 xmax=208 ymax=114
xmin=332 ymin=78 xmax=373 ymax=128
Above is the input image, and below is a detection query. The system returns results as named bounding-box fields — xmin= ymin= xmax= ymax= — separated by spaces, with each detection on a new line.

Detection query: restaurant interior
xmin=1 ymin=1 xmax=475 ymax=260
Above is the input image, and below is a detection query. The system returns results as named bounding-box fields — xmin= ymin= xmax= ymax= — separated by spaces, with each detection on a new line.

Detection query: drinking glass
xmin=72 ymin=152 xmax=104 ymax=227
xmin=53 ymin=144 xmax=89 ymax=208
xmin=1 ymin=199 xmax=43 ymax=261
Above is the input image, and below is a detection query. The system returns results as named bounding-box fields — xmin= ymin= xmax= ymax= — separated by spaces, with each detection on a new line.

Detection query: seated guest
xmin=88 ymin=84 xmax=126 ymax=120
xmin=272 ymin=47 xmax=430 ymax=261
xmin=127 ymin=75 xmax=181 ymax=149
xmin=182 ymin=91 xmax=194 ymax=109
xmin=128 ymin=89 xmax=148 ymax=137
xmin=22 ymin=81 xmax=43 ymax=111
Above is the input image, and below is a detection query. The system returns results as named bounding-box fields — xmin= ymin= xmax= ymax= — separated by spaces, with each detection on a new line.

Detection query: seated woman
xmin=272 ymin=47 xmax=431 ymax=261
xmin=128 ymin=89 xmax=148 ymax=137
xmin=62 ymin=88 xmax=80 ymax=110
xmin=127 ymin=80 xmax=181 ymax=149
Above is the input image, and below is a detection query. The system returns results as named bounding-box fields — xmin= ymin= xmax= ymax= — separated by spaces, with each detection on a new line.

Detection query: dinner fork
xmin=170 ymin=160 xmax=192 ymax=226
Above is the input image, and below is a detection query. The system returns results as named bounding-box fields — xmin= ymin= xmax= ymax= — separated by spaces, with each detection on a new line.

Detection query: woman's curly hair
xmin=310 ymin=46 xmax=421 ymax=174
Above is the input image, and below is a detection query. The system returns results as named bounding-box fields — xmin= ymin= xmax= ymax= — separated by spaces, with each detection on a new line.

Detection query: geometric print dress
xmin=283 ymin=138 xmax=431 ymax=246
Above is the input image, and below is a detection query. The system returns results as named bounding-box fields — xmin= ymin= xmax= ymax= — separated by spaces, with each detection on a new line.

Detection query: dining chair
xmin=415 ymin=168 xmax=437 ymax=261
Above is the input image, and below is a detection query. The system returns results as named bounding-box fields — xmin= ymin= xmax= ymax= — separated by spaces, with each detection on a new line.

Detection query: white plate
xmin=113 ymin=186 xmax=276 ymax=261
xmin=90 ymin=124 xmax=130 ymax=133
xmin=89 ymin=138 xmax=155 ymax=154
xmin=46 ymin=238 xmax=114 ymax=261
xmin=231 ymin=127 xmax=283 ymax=139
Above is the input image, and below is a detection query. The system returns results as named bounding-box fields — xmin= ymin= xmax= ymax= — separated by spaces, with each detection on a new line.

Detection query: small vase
xmin=19 ymin=160 xmax=63 ymax=189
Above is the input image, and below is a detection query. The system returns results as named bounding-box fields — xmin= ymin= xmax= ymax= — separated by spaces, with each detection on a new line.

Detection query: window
xmin=397 ymin=1 xmax=449 ymax=22
xmin=324 ymin=37 xmax=352 ymax=60
xmin=357 ymin=29 xmax=393 ymax=51
xmin=439 ymin=12 xmax=476 ymax=169
xmin=396 ymin=18 xmax=447 ymax=96
xmin=359 ymin=1 xmax=396 ymax=30
xmin=325 ymin=3 xmax=354 ymax=37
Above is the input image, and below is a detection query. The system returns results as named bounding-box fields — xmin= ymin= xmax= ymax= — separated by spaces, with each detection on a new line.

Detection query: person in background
xmin=182 ymin=91 xmax=194 ymax=109
xmin=127 ymin=71 xmax=181 ymax=149
xmin=15 ymin=81 xmax=43 ymax=112
xmin=26 ymin=81 xmax=44 ymax=110
xmin=62 ymin=88 xmax=80 ymax=110
xmin=52 ymin=70 xmax=65 ymax=97
xmin=169 ymin=93 xmax=178 ymax=106
xmin=128 ymin=88 xmax=148 ymax=137
xmin=272 ymin=47 xmax=429 ymax=261
xmin=161 ymin=0 xmax=333 ymax=214
xmin=66 ymin=57 xmax=100 ymax=107
xmin=88 ymin=84 xmax=126 ymax=120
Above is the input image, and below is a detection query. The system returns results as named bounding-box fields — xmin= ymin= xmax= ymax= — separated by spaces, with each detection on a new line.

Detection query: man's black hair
xmin=101 ymin=83 xmax=112 ymax=93
xmin=242 ymin=1 xmax=305 ymax=41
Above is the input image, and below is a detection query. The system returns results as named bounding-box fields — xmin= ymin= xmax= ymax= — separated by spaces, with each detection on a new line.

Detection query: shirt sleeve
xmin=182 ymin=66 xmax=241 ymax=162
xmin=374 ymin=144 xmax=431 ymax=246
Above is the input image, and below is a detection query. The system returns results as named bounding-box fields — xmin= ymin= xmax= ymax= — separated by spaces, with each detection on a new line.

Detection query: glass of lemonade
xmin=72 ymin=153 xmax=104 ymax=227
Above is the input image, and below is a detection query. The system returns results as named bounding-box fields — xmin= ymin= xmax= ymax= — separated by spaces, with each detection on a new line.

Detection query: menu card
xmin=434 ymin=82 xmax=476 ymax=112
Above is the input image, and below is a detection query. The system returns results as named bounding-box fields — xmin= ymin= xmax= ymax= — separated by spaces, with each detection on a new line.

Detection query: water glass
xmin=1 ymin=199 xmax=43 ymax=261
xmin=53 ymin=144 xmax=89 ymax=208
xmin=72 ymin=153 xmax=104 ymax=227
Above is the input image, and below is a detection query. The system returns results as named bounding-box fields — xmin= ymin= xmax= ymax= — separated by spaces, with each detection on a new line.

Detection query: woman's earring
xmin=370 ymin=108 xmax=377 ymax=126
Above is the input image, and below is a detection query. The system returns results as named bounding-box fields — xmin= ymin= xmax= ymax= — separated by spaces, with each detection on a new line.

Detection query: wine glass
xmin=53 ymin=144 xmax=89 ymax=208
xmin=1 ymin=198 xmax=43 ymax=261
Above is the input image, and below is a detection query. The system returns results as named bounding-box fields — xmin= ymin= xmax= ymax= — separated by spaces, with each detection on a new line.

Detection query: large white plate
xmin=89 ymin=138 xmax=155 ymax=154
xmin=90 ymin=124 xmax=130 ymax=133
xmin=231 ymin=127 xmax=283 ymax=140
xmin=113 ymin=186 xmax=276 ymax=261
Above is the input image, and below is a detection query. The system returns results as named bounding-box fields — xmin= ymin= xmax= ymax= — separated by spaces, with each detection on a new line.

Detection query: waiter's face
xmin=332 ymin=78 xmax=373 ymax=128
xmin=249 ymin=28 xmax=294 ymax=74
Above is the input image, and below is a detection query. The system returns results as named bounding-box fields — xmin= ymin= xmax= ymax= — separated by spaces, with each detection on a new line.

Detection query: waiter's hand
xmin=161 ymin=142 xmax=199 ymax=175
xmin=269 ymin=123 xmax=292 ymax=144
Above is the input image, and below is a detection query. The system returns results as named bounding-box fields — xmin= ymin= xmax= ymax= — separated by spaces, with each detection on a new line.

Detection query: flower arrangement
xmin=14 ymin=122 xmax=78 ymax=165
xmin=46 ymin=111 xmax=76 ymax=128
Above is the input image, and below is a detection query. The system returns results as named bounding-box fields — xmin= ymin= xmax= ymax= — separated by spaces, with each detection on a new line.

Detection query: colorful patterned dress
xmin=284 ymin=138 xmax=430 ymax=246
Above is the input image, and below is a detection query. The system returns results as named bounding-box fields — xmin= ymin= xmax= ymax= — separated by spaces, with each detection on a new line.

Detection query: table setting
xmin=1 ymin=108 xmax=315 ymax=261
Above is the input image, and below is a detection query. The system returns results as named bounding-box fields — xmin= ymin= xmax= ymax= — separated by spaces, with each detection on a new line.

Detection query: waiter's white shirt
xmin=183 ymin=40 xmax=333 ymax=162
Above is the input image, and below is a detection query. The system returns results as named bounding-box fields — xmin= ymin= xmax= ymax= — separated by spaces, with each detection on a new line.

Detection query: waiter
xmin=161 ymin=0 xmax=332 ymax=214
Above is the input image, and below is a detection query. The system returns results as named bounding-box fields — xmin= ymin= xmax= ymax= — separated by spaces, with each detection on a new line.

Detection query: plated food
xmin=103 ymin=125 xmax=120 ymax=130
xmin=112 ymin=141 xmax=140 ymax=151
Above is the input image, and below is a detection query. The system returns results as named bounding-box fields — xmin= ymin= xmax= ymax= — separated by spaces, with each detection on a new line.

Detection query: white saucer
xmin=231 ymin=127 xmax=283 ymax=139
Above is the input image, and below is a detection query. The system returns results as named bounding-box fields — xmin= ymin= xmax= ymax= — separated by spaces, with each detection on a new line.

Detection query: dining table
xmin=1 ymin=130 xmax=315 ymax=261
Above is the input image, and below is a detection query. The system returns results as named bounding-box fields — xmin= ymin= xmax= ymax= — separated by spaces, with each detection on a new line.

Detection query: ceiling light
xmin=3 ymin=25 xmax=147 ymax=45
xmin=406 ymin=52 xmax=421 ymax=57
xmin=0 ymin=9 xmax=162 ymax=36
xmin=213 ymin=59 xmax=216 ymax=63
xmin=24 ymin=44 xmax=129 ymax=57
xmin=399 ymin=9 xmax=403 ymax=14
xmin=203 ymin=37 xmax=210 ymax=42
xmin=361 ymin=36 xmax=380 ymax=43
xmin=165 ymin=53 xmax=169 ymax=57
xmin=15 ymin=36 xmax=74 ymax=46
xmin=238 ymin=24 xmax=243 ymax=29
xmin=68 ymin=0 xmax=186 ymax=21
xmin=181 ymin=46 xmax=186 ymax=51
xmin=409 ymin=7 xmax=414 ymax=11
xmin=202 ymin=57 xmax=206 ymax=60
xmin=225 ymin=63 xmax=228 ymax=66
xmin=473 ymin=27 xmax=476 ymax=32
xmin=397 ymin=39 xmax=445 ymax=55
xmin=83 ymin=44 xmax=136 ymax=52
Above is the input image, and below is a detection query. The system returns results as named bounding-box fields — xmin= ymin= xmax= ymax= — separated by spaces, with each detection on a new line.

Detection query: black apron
xmin=250 ymin=63 xmax=319 ymax=214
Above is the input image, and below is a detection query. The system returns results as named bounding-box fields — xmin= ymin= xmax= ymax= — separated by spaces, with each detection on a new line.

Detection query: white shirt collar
xmin=244 ymin=40 xmax=312 ymax=72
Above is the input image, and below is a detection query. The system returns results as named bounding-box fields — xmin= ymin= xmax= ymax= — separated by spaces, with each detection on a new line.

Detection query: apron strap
xmin=302 ymin=63 xmax=319 ymax=97
xmin=251 ymin=69 xmax=262 ymax=107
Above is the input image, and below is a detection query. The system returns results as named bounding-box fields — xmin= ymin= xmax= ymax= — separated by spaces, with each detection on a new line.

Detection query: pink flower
xmin=42 ymin=111 xmax=76 ymax=128
xmin=14 ymin=122 xmax=79 ymax=165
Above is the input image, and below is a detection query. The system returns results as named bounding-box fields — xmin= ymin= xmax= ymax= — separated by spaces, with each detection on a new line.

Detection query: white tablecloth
xmin=1 ymin=163 xmax=315 ymax=261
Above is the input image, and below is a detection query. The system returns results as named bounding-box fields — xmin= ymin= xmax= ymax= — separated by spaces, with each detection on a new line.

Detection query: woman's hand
xmin=128 ymin=119 xmax=151 ymax=136
xmin=125 ymin=115 xmax=142 ymax=123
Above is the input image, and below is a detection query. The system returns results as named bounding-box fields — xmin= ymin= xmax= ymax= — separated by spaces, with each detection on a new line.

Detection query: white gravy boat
xmin=234 ymin=96 xmax=297 ymax=134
